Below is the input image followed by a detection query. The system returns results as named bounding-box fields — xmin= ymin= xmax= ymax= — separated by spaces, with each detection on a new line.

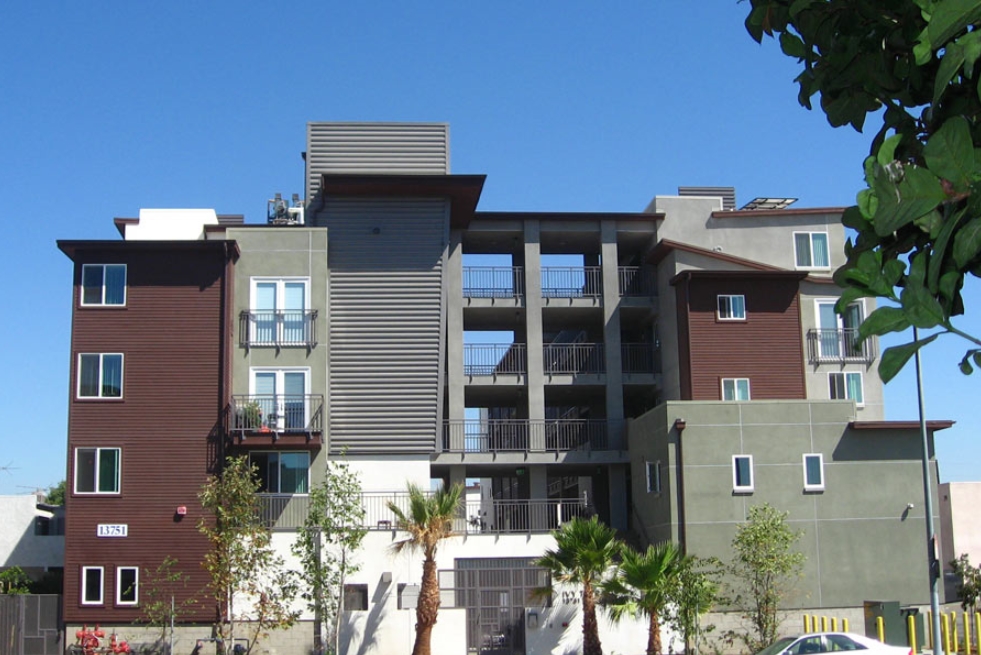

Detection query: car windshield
xmin=757 ymin=637 xmax=798 ymax=655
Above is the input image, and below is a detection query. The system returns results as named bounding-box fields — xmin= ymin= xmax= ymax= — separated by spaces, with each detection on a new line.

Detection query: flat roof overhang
xmin=850 ymin=420 xmax=955 ymax=432
xmin=320 ymin=173 xmax=486 ymax=229
xmin=57 ymin=239 xmax=240 ymax=261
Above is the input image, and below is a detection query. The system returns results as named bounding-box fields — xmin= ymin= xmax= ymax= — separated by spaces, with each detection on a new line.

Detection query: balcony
xmin=257 ymin=493 xmax=310 ymax=530
xmin=442 ymin=419 xmax=617 ymax=453
xmin=806 ymin=329 xmax=876 ymax=364
xmin=618 ymin=266 xmax=656 ymax=297
xmin=541 ymin=266 xmax=602 ymax=299
xmin=464 ymin=343 xmax=527 ymax=376
xmin=239 ymin=310 xmax=319 ymax=348
xmin=230 ymin=394 xmax=324 ymax=439
xmin=463 ymin=266 xmax=524 ymax=299
xmin=544 ymin=342 xmax=604 ymax=374
xmin=621 ymin=342 xmax=660 ymax=374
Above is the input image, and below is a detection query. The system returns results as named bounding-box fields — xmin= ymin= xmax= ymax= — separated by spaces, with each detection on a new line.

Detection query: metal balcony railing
xmin=806 ymin=329 xmax=876 ymax=364
xmin=361 ymin=492 xmax=593 ymax=535
xmin=544 ymin=342 xmax=605 ymax=374
xmin=463 ymin=266 xmax=524 ymax=298
xmin=618 ymin=266 xmax=656 ymax=297
xmin=239 ymin=310 xmax=318 ymax=348
xmin=230 ymin=394 xmax=324 ymax=434
xmin=464 ymin=344 xmax=527 ymax=375
xmin=442 ymin=419 xmax=614 ymax=453
xmin=257 ymin=494 xmax=310 ymax=530
xmin=541 ymin=267 xmax=602 ymax=298
xmin=620 ymin=342 xmax=660 ymax=374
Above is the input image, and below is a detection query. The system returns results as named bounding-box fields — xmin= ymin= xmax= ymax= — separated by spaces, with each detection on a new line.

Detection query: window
xmin=250 ymin=278 xmax=311 ymax=345
xmin=803 ymin=454 xmax=825 ymax=491
xmin=794 ymin=232 xmax=830 ymax=268
xmin=81 ymin=264 xmax=126 ymax=306
xmin=646 ymin=461 xmax=661 ymax=494
xmin=116 ymin=566 xmax=138 ymax=605
xmin=722 ymin=378 xmax=750 ymax=401
xmin=77 ymin=353 xmax=123 ymax=398
xmin=732 ymin=455 xmax=754 ymax=493
xmin=717 ymin=294 xmax=746 ymax=320
xmin=343 ymin=584 xmax=369 ymax=611
xmin=74 ymin=447 xmax=121 ymax=494
xmin=829 ymin=372 xmax=864 ymax=405
xmin=250 ymin=452 xmax=310 ymax=494
xmin=816 ymin=300 xmax=865 ymax=359
xmin=81 ymin=566 xmax=104 ymax=605
xmin=250 ymin=368 xmax=310 ymax=431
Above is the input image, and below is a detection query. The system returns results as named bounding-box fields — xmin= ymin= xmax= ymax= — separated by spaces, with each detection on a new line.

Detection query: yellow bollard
xmin=844 ymin=618 xmax=850 ymax=633
xmin=832 ymin=618 xmax=839 ymax=632
xmin=943 ymin=613 xmax=951 ymax=655
xmin=822 ymin=616 xmax=829 ymax=632
xmin=909 ymin=614 xmax=918 ymax=655
xmin=928 ymin=611 xmax=934 ymax=651
xmin=954 ymin=613 xmax=961 ymax=653
xmin=975 ymin=613 xmax=981 ymax=655
xmin=966 ymin=611 xmax=973 ymax=655
xmin=878 ymin=616 xmax=886 ymax=643
xmin=803 ymin=614 xmax=810 ymax=633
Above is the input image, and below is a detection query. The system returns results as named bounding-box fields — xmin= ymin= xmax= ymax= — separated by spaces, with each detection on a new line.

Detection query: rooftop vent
xmin=678 ymin=186 xmax=736 ymax=211
xmin=739 ymin=197 xmax=798 ymax=211
xmin=268 ymin=193 xmax=306 ymax=225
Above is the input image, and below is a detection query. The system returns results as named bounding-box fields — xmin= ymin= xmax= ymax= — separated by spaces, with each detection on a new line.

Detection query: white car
xmin=756 ymin=632 xmax=912 ymax=655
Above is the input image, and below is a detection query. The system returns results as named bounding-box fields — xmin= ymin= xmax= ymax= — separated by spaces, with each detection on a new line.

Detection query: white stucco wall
xmin=0 ymin=495 xmax=63 ymax=570
xmin=123 ymin=208 xmax=218 ymax=241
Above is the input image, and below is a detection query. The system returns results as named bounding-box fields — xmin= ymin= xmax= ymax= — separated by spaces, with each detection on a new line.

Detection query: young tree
xmin=727 ymin=504 xmax=805 ymax=653
xmin=198 ymin=455 xmax=299 ymax=655
xmin=292 ymin=459 xmax=367 ymax=655
xmin=386 ymin=482 xmax=463 ymax=655
xmin=601 ymin=541 xmax=686 ymax=655
xmin=138 ymin=556 xmax=198 ymax=648
xmin=744 ymin=0 xmax=981 ymax=382
xmin=950 ymin=553 xmax=981 ymax=612
xmin=536 ymin=516 xmax=622 ymax=655
xmin=0 ymin=567 xmax=31 ymax=594
xmin=667 ymin=556 xmax=721 ymax=655
xmin=45 ymin=480 xmax=65 ymax=506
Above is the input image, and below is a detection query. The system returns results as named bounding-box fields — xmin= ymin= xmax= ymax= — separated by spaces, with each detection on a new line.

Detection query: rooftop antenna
xmin=0 ymin=462 xmax=17 ymax=475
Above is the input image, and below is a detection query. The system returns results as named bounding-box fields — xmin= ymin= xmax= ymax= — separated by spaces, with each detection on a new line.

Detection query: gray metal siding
xmin=306 ymin=122 xmax=450 ymax=199
xmin=324 ymin=198 xmax=448 ymax=453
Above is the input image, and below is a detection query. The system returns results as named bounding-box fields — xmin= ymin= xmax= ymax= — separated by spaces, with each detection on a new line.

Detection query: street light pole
xmin=913 ymin=326 xmax=944 ymax=655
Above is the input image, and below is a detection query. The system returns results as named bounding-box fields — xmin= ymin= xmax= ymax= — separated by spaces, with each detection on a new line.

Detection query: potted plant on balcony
xmin=238 ymin=401 xmax=262 ymax=431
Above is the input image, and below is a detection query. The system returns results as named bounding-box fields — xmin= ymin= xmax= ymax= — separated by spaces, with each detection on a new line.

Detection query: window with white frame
xmin=250 ymin=451 xmax=310 ymax=494
xmin=829 ymin=372 xmax=864 ymax=405
xmin=250 ymin=368 xmax=311 ymax=431
xmin=250 ymin=278 xmax=311 ymax=346
xmin=816 ymin=299 xmax=865 ymax=359
xmin=803 ymin=453 xmax=825 ymax=491
xmin=116 ymin=566 xmax=138 ymax=605
xmin=717 ymin=294 xmax=746 ymax=320
xmin=732 ymin=455 xmax=754 ymax=493
xmin=646 ymin=460 xmax=661 ymax=494
xmin=82 ymin=566 xmax=104 ymax=605
xmin=77 ymin=353 xmax=123 ymax=398
xmin=81 ymin=264 xmax=127 ymax=306
xmin=722 ymin=378 xmax=751 ymax=401
xmin=794 ymin=232 xmax=830 ymax=269
xmin=74 ymin=447 xmax=121 ymax=494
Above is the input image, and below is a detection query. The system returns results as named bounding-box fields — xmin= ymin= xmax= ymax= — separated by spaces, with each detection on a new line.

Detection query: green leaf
xmin=959 ymin=352 xmax=973 ymax=374
xmin=835 ymin=286 xmax=874 ymax=311
xmin=924 ymin=117 xmax=975 ymax=187
xmin=779 ymin=32 xmax=806 ymax=58
xmin=929 ymin=206 xmax=966 ymax=288
xmin=872 ymin=165 xmax=946 ymax=236
xmin=858 ymin=306 xmax=911 ymax=340
xmin=934 ymin=42 xmax=965 ymax=106
xmin=939 ymin=270 xmax=963 ymax=305
xmin=878 ymin=134 xmax=904 ymax=167
xmin=953 ymin=216 xmax=981 ymax=267
xmin=901 ymin=278 xmax=947 ymax=328
xmin=927 ymin=0 xmax=981 ymax=52
xmin=956 ymin=30 xmax=981 ymax=77
xmin=857 ymin=188 xmax=878 ymax=221
xmin=915 ymin=27 xmax=934 ymax=65
xmin=973 ymin=350 xmax=981 ymax=367
xmin=878 ymin=334 xmax=939 ymax=383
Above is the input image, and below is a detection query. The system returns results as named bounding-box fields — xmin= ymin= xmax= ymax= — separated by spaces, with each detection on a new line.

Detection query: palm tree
xmin=536 ymin=516 xmax=621 ymax=655
xmin=387 ymin=482 xmax=463 ymax=655
xmin=601 ymin=542 xmax=686 ymax=655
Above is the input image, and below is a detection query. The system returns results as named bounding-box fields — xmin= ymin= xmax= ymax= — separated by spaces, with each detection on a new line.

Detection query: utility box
xmin=863 ymin=601 xmax=906 ymax=646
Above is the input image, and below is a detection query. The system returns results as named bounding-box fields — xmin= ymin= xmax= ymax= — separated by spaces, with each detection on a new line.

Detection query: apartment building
xmin=58 ymin=122 xmax=949 ymax=655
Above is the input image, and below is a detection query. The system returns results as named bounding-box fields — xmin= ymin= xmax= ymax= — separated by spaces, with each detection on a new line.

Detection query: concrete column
xmin=446 ymin=232 xmax=466 ymax=452
xmin=600 ymin=222 xmax=624 ymax=447
xmin=524 ymin=220 xmax=546 ymax=451
xmin=608 ymin=464 xmax=628 ymax=531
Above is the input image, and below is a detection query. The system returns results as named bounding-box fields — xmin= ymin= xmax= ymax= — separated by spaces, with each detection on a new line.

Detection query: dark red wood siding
xmin=63 ymin=243 xmax=233 ymax=624
xmin=675 ymin=272 xmax=805 ymax=401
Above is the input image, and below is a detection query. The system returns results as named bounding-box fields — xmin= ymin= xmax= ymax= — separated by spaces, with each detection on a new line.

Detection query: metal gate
xmin=0 ymin=594 xmax=62 ymax=655
xmin=449 ymin=558 xmax=549 ymax=655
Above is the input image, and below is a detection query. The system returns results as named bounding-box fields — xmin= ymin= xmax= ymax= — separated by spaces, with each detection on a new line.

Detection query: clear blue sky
xmin=1 ymin=1 xmax=976 ymax=495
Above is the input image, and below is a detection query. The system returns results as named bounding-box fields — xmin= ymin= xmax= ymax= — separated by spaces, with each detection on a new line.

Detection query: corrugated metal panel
xmin=678 ymin=186 xmax=736 ymax=211
xmin=64 ymin=246 xmax=225 ymax=624
xmin=685 ymin=275 xmax=805 ymax=400
xmin=324 ymin=198 xmax=448 ymax=454
xmin=306 ymin=122 xmax=450 ymax=198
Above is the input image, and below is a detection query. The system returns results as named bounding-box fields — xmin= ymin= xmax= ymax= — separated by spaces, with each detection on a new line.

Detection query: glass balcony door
xmin=252 ymin=369 xmax=309 ymax=431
